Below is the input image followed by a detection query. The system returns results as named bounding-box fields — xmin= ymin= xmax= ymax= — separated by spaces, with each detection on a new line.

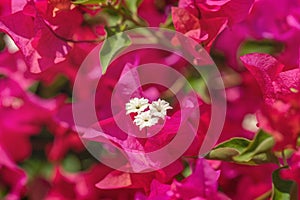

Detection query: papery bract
xmin=46 ymin=103 xmax=85 ymax=161
xmin=135 ymin=158 xmax=229 ymax=200
xmin=0 ymin=76 xmax=82 ymax=162
xmin=241 ymin=53 xmax=300 ymax=150
xmin=170 ymin=158 xmax=229 ymax=200
xmin=0 ymin=50 xmax=33 ymax=88
xmin=215 ymin=0 xmax=300 ymax=68
xmin=75 ymin=43 xmax=216 ymax=194
xmin=0 ymin=78 xmax=58 ymax=161
xmin=0 ymin=1 xmax=70 ymax=73
xmin=172 ymin=0 xmax=254 ymax=49
xmin=0 ymin=0 xmax=103 ymax=83
xmin=45 ymin=165 xmax=139 ymax=200
xmin=219 ymin=162 xmax=276 ymax=199
xmin=0 ymin=146 xmax=26 ymax=200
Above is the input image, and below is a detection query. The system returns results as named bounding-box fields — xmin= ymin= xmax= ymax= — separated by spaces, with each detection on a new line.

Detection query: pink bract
xmin=241 ymin=53 xmax=300 ymax=150
xmin=172 ymin=0 xmax=254 ymax=50
xmin=0 ymin=146 xmax=26 ymax=200
xmin=135 ymin=158 xmax=229 ymax=200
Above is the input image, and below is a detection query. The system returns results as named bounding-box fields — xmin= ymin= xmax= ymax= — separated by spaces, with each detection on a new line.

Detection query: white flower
xmin=133 ymin=110 xmax=159 ymax=130
xmin=149 ymin=99 xmax=172 ymax=119
xmin=125 ymin=97 xmax=172 ymax=130
xmin=125 ymin=97 xmax=149 ymax=115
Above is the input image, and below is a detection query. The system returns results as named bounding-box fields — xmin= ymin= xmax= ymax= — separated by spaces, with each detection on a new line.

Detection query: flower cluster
xmin=125 ymin=97 xmax=172 ymax=130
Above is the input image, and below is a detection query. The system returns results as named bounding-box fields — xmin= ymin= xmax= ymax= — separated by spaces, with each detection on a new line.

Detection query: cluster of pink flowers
xmin=0 ymin=0 xmax=299 ymax=199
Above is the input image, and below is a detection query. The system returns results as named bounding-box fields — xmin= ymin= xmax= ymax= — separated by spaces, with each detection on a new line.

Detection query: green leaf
xmin=160 ymin=14 xmax=175 ymax=28
xmin=28 ymin=81 xmax=39 ymax=93
xmin=99 ymin=10 xmax=122 ymax=27
xmin=234 ymin=130 xmax=275 ymax=163
xmin=21 ymin=159 xmax=53 ymax=179
xmin=206 ymin=130 xmax=277 ymax=165
xmin=104 ymin=24 xmax=127 ymax=37
xmin=250 ymin=152 xmax=278 ymax=165
xmin=239 ymin=39 xmax=284 ymax=56
xmin=189 ymin=78 xmax=210 ymax=103
xmin=275 ymin=148 xmax=295 ymax=160
xmin=100 ymin=32 xmax=131 ymax=74
xmin=206 ymin=138 xmax=250 ymax=161
xmin=272 ymin=167 xmax=298 ymax=200
xmin=62 ymin=155 xmax=82 ymax=172
xmin=125 ymin=0 xmax=142 ymax=13
xmin=182 ymin=163 xmax=192 ymax=178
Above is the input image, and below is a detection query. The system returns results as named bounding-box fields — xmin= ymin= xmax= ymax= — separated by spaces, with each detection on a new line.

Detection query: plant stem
xmin=105 ymin=3 xmax=146 ymax=27
xmin=254 ymin=189 xmax=272 ymax=200
xmin=282 ymin=150 xmax=288 ymax=166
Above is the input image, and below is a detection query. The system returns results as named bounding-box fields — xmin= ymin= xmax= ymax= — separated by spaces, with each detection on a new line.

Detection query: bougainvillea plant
xmin=0 ymin=0 xmax=299 ymax=199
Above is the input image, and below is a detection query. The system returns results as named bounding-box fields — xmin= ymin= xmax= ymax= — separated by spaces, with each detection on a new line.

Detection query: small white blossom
xmin=133 ymin=110 xmax=159 ymax=130
xmin=1 ymin=96 xmax=24 ymax=109
xmin=125 ymin=97 xmax=172 ymax=130
xmin=242 ymin=114 xmax=259 ymax=132
xmin=125 ymin=97 xmax=149 ymax=115
xmin=149 ymin=99 xmax=172 ymax=119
